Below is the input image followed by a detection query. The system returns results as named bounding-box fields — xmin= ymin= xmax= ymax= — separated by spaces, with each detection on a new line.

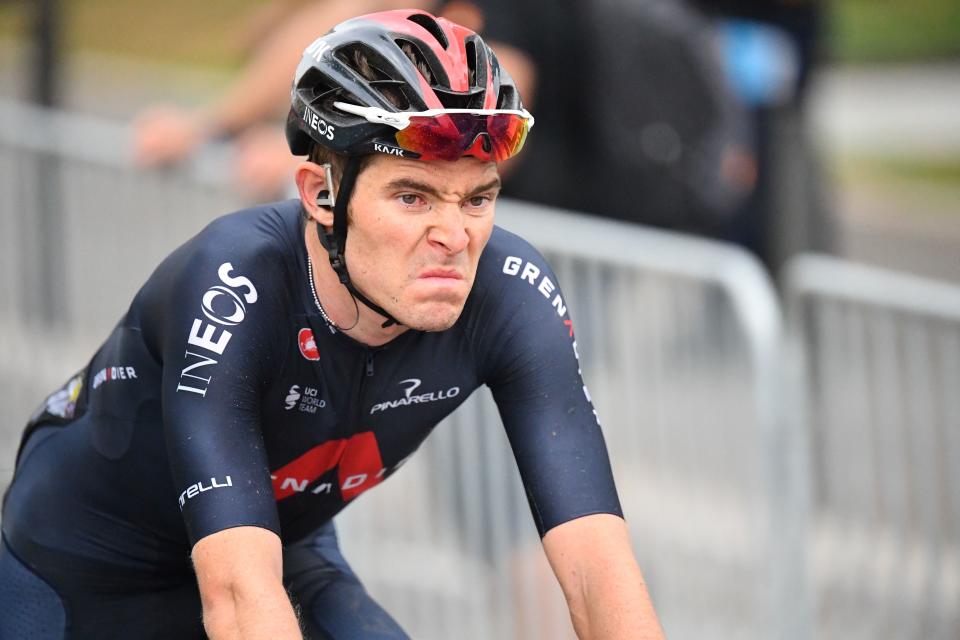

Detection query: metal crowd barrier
xmin=0 ymin=99 xmax=245 ymax=458
xmin=784 ymin=255 xmax=960 ymax=640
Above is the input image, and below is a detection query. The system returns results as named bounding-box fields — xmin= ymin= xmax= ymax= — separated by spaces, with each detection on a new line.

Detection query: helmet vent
xmin=335 ymin=44 xmax=393 ymax=82
xmin=406 ymin=13 xmax=449 ymax=49
xmin=497 ymin=85 xmax=519 ymax=110
xmin=465 ymin=39 xmax=477 ymax=87
xmin=394 ymin=39 xmax=439 ymax=86
xmin=369 ymin=80 xmax=412 ymax=110
xmin=299 ymin=68 xmax=338 ymax=103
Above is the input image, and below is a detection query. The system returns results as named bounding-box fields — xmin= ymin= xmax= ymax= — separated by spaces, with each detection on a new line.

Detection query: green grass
xmin=0 ymin=0 xmax=267 ymax=69
xmin=830 ymin=0 xmax=960 ymax=63
xmin=835 ymin=154 xmax=960 ymax=195
xmin=3 ymin=0 xmax=960 ymax=66
xmin=866 ymin=157 xmax=960 ymax=187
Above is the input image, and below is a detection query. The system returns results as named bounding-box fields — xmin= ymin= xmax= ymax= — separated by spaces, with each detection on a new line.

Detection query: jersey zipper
xmin=348 ymin=348 xmax=375 ymax=433
xmin=365 ymin=350 xmax=375 ymax=377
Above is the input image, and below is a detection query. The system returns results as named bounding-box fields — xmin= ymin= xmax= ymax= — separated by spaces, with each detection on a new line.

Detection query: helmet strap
xmin=316 ymin=156 xmax=401 ymax=329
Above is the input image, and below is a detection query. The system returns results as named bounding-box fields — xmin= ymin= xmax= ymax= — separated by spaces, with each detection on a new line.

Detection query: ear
xmin=295 ymin=161 xmax=334 ymax=227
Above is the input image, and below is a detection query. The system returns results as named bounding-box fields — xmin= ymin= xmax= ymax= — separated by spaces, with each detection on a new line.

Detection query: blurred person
xmin=132 ymin=0 xmax=533 ymax=201
xmin=133 ymin=0 xmax=436 ymax=198
xmin=462 ymin=0 xmax=757 ymax=239
xmin=2 ymin=10 xmax=664 ymax=640
xmin=694 ymin=0 xmax=835 ymax=272
xmin=132 ymin=0 xmax=529 ymax=201
xmin=135 ymin=0 xmax=756 ymax=240
xmin=468 ymin=0 xmax=832 ymax=271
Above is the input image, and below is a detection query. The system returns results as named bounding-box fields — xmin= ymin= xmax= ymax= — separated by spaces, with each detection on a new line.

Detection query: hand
xmin=132 ymin=105 xmax=208 ymax=167
xmin=233 ymin=125 xmax=301 ymax=200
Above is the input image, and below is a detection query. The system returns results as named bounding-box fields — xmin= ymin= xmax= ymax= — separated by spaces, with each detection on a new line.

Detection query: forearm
xmin=193 ymin=527 xmax=301 ymax=640
xmin=202 ymin=0 xmax=437 ymax=138
xmin=564 ymin=560 xmax=663 ymax=639
xmin=544 ymin=514 xmax=665 ymax=640
xmin=201 ymin=578 xmax=302 ymax=640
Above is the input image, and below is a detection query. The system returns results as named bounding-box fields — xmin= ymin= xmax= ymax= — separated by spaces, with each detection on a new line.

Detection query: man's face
xmin=344 ymin=154 xmax=500 ymax=332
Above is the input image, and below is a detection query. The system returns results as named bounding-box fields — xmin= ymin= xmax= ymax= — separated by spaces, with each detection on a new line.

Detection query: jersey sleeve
xmin=471 ymin=228 xmax=623 ymax=537
xmin=142 ymin=218 xmax=292 ymax=546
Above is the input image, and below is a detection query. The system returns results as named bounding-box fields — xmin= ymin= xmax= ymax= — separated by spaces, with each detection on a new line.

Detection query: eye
xmin=398 ymin=193 xmax=426 ymax=207
xmin=463 ymin=194 xmax=493 ymax=212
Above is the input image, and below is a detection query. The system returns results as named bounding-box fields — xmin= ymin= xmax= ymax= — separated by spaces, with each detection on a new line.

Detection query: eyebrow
xmin=383 ymin=177 xmax=502 ymax=199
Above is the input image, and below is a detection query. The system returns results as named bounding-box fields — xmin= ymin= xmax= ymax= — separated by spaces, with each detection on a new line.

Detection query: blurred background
xmin=2 ymin=0 xmax=958 ymax=279
xmin=0 ymin=1 xmax=959 ymax=638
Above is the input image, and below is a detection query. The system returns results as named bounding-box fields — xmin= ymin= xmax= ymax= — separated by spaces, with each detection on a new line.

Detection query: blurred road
xmin=810 ymin=66 xmax=960 ymax=283
xmin=810 ymin=64 xmax=960 ymax=284
xmin=813 ymin=64 xmax=960 ymax=159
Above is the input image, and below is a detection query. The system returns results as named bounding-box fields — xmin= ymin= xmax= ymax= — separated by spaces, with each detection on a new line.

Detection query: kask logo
xmin=369 ymin=378 xmax=460 ymax=414
xmin=298 ymin=328 xmax=320 ymax=361
xmin=374 ymin=143 xmax=404 ymax=156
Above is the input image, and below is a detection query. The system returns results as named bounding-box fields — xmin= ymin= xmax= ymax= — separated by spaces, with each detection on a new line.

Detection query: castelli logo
xmin=298 ymin=328 xmax=320 ymax=361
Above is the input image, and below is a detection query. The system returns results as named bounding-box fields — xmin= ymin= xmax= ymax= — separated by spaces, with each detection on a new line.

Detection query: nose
xmin=426 ymin=204 xmax=470 ymax=255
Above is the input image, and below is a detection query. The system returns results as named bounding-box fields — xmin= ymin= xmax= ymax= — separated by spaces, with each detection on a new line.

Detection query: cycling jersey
xmin=2 ymin=199 xmax=622 ymax=617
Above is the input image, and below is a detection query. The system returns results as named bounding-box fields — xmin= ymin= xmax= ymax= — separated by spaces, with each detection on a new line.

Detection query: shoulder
xmin=155 ymin=200 xmax=303 ymax=294
xmin=475 ymin=225 xmax=544 ymax=283
xmin=472 ymin=225 xmax=569 ymax=320
xmin=192 ymin=200 xmax=303 ymax=268
xmin=141 ymin=203 xmax=305 ymax=390
xmin=463 ymin=226 xmax=574 ymax=377
xmin=133 ymin=201 xmax=304 ymax=336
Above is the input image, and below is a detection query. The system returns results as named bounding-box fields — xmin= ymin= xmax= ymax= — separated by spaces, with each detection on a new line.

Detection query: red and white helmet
xmin=285 ymin=9 xmax=525 ymax=158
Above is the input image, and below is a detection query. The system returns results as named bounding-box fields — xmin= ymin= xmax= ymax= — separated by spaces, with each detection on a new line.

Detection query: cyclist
xmin=1 ymin=10 xmax=664 ymax=639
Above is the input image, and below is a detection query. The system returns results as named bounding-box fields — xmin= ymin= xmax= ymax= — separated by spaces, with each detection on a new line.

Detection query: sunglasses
xmin=333 ymin=101 xmax=534 ymax=162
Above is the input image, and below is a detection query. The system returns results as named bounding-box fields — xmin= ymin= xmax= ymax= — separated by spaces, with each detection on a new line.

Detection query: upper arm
xmin=149 ymin=235 xmax=289 ymax=545
xmin=477 ymin=234 xmax=622 ymax=535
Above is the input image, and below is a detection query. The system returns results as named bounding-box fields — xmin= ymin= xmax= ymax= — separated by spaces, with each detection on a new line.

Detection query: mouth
xmin=417 ymin=269 xmax=464 ymax=281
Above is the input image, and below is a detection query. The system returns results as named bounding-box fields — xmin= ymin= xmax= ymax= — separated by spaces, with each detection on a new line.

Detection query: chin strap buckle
xmin=318 ymin=227 xmax=349 ymax=284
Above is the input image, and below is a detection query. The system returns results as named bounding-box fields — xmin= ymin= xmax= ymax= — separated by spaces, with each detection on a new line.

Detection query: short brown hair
xmin=307 ymin=145 xmax=371 ymax=190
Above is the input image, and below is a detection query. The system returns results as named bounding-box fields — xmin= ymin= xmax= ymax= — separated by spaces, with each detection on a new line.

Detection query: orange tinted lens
xmin=395 ymin=114 xmax=464 ymax=161
xmin=395 ymin=113 xmax=529 ymax=161
xmin=485 ymin=114 xmax=529 ymax=161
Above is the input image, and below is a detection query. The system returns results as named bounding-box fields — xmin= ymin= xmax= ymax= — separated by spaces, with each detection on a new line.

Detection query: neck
xmin=304 ymin=224 xmax=408 ymax=347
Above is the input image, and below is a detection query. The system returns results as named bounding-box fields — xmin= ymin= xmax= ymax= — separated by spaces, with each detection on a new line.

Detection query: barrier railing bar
xmin=0 ymin=98 xmax=231 ymax=188
xmin=785 ymin=254 xmax=960 ymax=320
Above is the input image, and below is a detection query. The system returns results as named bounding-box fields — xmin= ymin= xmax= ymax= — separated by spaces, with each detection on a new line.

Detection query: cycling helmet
xmin=285 ymin=9 xmax=523 ymax=157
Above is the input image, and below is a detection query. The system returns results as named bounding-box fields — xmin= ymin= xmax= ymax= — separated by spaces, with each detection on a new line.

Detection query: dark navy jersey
xmin=3 ymin=200 xmax=621 ymax=574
